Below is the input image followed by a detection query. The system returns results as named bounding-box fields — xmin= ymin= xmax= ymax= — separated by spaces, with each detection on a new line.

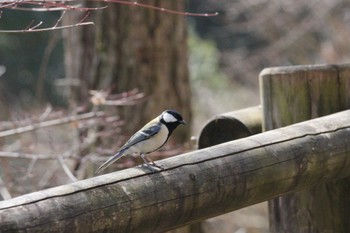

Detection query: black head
xmin=160 ymin=110 xmax=186 ymax=133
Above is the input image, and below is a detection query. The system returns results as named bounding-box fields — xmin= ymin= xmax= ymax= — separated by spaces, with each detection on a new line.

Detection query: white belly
xmin=126 ymin=124 xmax=169 ymax=154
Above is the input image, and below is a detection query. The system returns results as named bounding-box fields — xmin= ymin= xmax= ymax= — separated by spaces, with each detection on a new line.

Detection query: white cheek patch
xmin=163 ymin=112 xmax=178 ymax=123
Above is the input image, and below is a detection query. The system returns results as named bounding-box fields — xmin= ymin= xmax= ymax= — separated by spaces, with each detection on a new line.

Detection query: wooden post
xmin=260 ymin=63 xmax=350 ymax=233
xmin=198 ymin=106 xmax=262 ymax=148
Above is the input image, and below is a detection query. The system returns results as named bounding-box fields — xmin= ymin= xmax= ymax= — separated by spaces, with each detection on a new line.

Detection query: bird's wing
xmin=95 ymin=122 xmax=161 ymax=174
xmin=120 ymin=122 xmax=162 ymax=151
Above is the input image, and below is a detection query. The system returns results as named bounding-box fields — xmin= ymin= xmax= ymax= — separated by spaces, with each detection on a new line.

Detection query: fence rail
xmin=1 ymin=110 xmax=350 ymax=233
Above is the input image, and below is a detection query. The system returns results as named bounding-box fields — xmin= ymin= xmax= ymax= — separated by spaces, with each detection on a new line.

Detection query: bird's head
xmin=160 ymin=110 xmax=186 ymax=127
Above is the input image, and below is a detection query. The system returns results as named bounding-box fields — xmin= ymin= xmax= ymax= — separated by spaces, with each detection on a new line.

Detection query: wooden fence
xmin=0 ymin=64 xmax=350 ymax=233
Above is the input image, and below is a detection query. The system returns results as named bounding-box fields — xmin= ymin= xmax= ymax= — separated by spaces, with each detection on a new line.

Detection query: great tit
xmin=96 ymin=110 xmax=186 ymax=173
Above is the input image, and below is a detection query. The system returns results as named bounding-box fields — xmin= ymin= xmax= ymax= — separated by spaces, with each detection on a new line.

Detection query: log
xmin=198 ymin=106 xmax=262 ymax=148
xmin=260 ymin=63 xmax=350 ymax=233
xmin=1 ymin=110 xmax=350 ymax=233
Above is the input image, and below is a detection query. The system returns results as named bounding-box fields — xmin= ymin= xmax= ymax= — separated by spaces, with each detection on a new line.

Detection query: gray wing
xmin=119 ymin=122 xmax=161 ymax=151
xmin=95 ymin=122 xmax=161 ymax=173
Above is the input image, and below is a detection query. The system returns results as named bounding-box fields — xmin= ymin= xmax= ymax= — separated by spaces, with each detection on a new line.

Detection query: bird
xmin=96 ymin=110 xmax=186 ymax=173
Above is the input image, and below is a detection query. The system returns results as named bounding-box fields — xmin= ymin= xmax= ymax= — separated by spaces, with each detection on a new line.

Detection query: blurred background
xmin=1 ymin=0 xmax=350 ymax=232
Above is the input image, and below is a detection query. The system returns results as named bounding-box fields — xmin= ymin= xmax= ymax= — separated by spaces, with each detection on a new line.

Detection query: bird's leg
xmin=140 ymin=153 xmax=148 ymax=165
xmin=140 ymin=153 xmax=164 ymax=172
xmin=144 ymin=154 xmax=164 ymax=168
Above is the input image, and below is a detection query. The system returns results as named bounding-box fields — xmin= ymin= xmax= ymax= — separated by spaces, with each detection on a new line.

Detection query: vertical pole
xmin=260 ymin=64 xmax=350 ymax=233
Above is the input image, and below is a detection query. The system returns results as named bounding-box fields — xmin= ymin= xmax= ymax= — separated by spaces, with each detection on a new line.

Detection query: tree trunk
xmin=260 ymin=64 xmax=350 ymax=233
xmin=63 ymin=1 xmax=191 ymax=143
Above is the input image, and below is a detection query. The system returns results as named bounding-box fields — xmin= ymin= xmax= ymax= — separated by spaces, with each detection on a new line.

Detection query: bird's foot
xmin=140 ymin=162 xmax=164 ymax=173
xmin=150 ymin=161 xmax=164 ymax=169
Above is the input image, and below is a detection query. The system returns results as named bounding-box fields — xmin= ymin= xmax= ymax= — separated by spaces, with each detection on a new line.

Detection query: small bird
xmin=96 ymin=110 xmax=186 ymax=173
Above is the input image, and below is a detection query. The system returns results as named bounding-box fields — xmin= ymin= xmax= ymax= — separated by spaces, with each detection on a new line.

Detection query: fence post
xmin=198 ymin=106 xmax=262 ymax=148
xmin=260 ymin=63 xmax=350 ymax=233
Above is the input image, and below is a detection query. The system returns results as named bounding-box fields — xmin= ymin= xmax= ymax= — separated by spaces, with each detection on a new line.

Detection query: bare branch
xmin=1 ymin=1 xmax=107 ymax=11
xmin=54 ymin=10 xmax=66 ymax=27
xmin=0 ymin=65 xmax=6 ymax=77
xmin=58 ymin=155 xmax=78 ymax=182
xmin=38 ymin=162 xmax=60 ymax=188
xmin=89 ymin=89 xmax=146 ymax=106
xmin=26 ymin=158 xmax=38 ymax=176
xmin=0 ymin=2 xmax=17 ymax=9
xmin=77 ymin=10 xmax=90 ymax=24
xmin=0 ymin=0 xmax=216 ymax=33
xmin=27 ymin=20 xmax=43 ymax=30
xmin=39 ymin=105 xmax=53 ymax=121
xmin=0 ymin=111 xmax=105 ymax=138
xmin=0 ymin=21 xmax=94 ymax=33
xmin=1 ymin=0 xmax=216 ymax=16
xmin=0 ymin=176 xmax=11 ymax=200
xmin=0 ymin=3 xmax=95 ymax=33
xmin=0 ymin=151 xmax=57 ymax=160
xmin=101 ymin=0 xmax=218 ymax=17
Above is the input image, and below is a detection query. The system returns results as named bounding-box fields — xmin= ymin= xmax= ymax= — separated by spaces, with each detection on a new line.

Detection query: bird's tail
xmin=95 ymin=149 xmax=126 ymax=174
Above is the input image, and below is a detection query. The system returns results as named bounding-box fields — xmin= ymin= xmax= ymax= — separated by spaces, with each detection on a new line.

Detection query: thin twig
xmin=58 ymin=155 xmax=78 ymax=182
xmin=0 ymin=21 xmax=94 ymax=33
xmin=0 ymin=0 xmax=216 ymax=33
xmin=0 ymin=2 xmax=17 ymax=9
xmin=104 ymin=98 xmax=144 ymax=106
xmin=90 ymin=89 xmax=145 ymax=106
xmin=0 ymin=111 xmax=105 ymax=138
xmin=2 ymin=1 xmax=107 ymax=11
xmin=54 ymin=10 xmax=66 ymax=27
xmin=1 ymin=0 xmax=216 ymax=16
xmin=39 ymin=105 xmax=53 ymax=121
xmin=26 ymin=158 xmax=38 ymax=176
xmin=24 ymin=19 xmax=35 ymax=30
xmin=38 ymin=161 xmax=59 ymax=188
xmin=0 ymin=176 xmax=12 ymax=200
xmin=101 ymin=0 xmax=218 ymax=17
xmin=0 ymin=65 xmax=6 ymax=77
xmin=0 ymin=151 xmax=58 ymax=160
xmin=78 ymin=11 xmax=90 ymax=24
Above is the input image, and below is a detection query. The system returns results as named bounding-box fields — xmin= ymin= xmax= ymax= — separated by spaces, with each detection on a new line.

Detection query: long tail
xmin=95 ymin=149 xmax=126 ymax=174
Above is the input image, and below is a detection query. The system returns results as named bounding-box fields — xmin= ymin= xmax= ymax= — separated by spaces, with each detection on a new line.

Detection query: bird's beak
xmin=180 ymin=120 xmax=187 ymax=125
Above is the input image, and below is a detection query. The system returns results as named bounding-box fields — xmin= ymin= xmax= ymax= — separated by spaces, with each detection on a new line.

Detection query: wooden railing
xmin=1 ymin=64 xmax=350 ymax=233
xmin=0 ymin=110 xmax=350 ymax=232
